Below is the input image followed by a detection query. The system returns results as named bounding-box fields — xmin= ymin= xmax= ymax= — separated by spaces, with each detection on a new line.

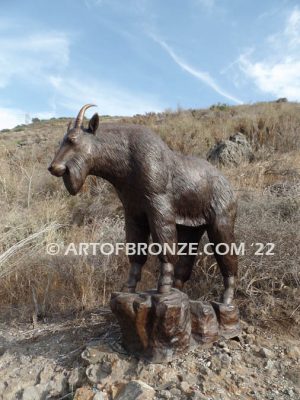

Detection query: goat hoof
xmin=174 ymin=279 xmax=184 ymax=290
xmin=222 ymin=288 xmax=234 ymax=305
xmin=121 ymin=285 xmax=136 ymax=293
xmin=158 ymin=284 xmax=172 ymax=294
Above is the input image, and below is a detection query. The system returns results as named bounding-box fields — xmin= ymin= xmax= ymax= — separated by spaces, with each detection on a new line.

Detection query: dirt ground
xmin=0 ymin=307 xmax=299 ymax=400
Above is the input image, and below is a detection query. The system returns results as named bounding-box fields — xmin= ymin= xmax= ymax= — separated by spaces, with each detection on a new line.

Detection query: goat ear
xmin=88 ymin=113 xmax=99 ymax=134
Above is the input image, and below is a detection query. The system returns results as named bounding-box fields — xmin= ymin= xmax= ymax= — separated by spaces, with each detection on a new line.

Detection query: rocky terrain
xmin=0 ymin=308 xmax=299 ymax=400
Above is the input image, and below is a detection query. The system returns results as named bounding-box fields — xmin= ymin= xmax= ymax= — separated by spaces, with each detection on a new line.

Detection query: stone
xmin=170 ymin=387 xmax=182 ymax=396
xmin=48 ymin=372 xmax=68 ymax=397
xmin=211 ymin=302 xmax=241 ymax=339
xmin=136 ymin=363 xmax=165 ymax=383
xmin=39 ymin=365 xmax=55 ymax=383
xmin=264 ymin=359 xmax=274 ymax=369
xmin=86 ymin=364 xmax=111 ymax=384
xmin=227 ymin=339 xmax=242 ymax=350
xmin=0 ymin=382 xmax=8 ymax=395
xmin=108 ymin=383 xmax=122 ymax=399
xmin=276 ymin=97 xmax=288 ymax=103
xmin=22 ymin=384 xmax=48 ymax=400
xmin=181 ymin=372 xmax=198 ymax=386
xmin=245 ymin=325 xmax=255 ymax=334
xmin=114 ymin=380 xmax=155 ymax=400
xmin=83 ymin=344 xmax=130 ymax=386
xmin=285 ymin=369 xmax=300 ymax=388
xmin=155 ymin=374 xmax=179 ymax=388
xmin=68 ymin=367 xmax=86 ymax=390
xmin=73 ymin=387 xmax=95 ymax=400
xmin=264 ymin=360 xmax=277 ymax=376
xmin=259 ymin=347 xmax=275 ymax=359
xmin=190 ymin=390 xmax=207 ymax=399
xmin=180 ymin=381 xmax=191 ymax=393
xmin=208 ymin=355 xmax=222 ymax=372
xmin=220 ymin=353 xmax=231 ymax=368
xmin=287 ymin=345 xmax=300 ymax=360
xmin=198 ymin=364 xmax=211 ymax=377
xmin=110 ymin=291 xmax=152 ymax=356
xmin=82 ymin=344 xmax=120 ymax=365
xmin=231 ymin=352 xmax=243 ymax=366
xmin=157 ymin=390 xmax=172 ymax=399
xmin=110 ymin=289 xmax=191 ymax=363
xmin=244 ymin=334 xmax=256 ymax=345
xmin=110 ymin=291 xmax=242 ymax=363
xmin=189 ymin=300 xmax=219 ymax=345
xmin=93 ymin=391 xmax=105 ymax=400
xmin=207 ymin=132 xmax=254 ymax=166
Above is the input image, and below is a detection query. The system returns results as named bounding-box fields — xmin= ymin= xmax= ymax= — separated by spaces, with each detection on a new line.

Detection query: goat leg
xmin=222 ymin=276 xmax=235 ymax=305
xmin=122 ymin=262 xmax=143 ymax=293
xmin=158 ymin=262 xmax=174 ymax=293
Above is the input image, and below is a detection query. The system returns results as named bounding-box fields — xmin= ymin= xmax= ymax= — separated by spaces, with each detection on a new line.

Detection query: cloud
xmin=0 ymin=73 xmax=164 ymax=129
xmin=48 ymin=75 xmax=164 ymax=116
xmin=239 ymin=57 xmax=300 ymax=99
xmin=150 ymin=34 xmax=243 ymax=104
xmin=0 ymin=31 xmax=70 ymax=88
xmin=237 ymin=7 xmax=300 ymax=100
xmin=0 ymin=20 xmax=163 ymax=124
xmin=284 ymin=6 xmax=300 ymax=47
xmin=0 ymin=107 xmax=55 ymax=130
xmin=0 ymin=107 xmax=27 ymax=129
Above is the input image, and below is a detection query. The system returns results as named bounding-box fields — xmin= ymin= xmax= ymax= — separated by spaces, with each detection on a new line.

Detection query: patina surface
xmin=110 ymin=289 xmax=241 ymax=363
xmin=49 ymin=105 xmax=238 ymax=304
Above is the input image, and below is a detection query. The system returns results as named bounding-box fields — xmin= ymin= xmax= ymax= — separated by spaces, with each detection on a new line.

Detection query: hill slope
xmin=0 ymin=102 xmax=299 ymax=399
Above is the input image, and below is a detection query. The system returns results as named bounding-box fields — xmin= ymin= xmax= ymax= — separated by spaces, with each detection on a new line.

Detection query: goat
xmin=48 ymin=104 xmax=238 ymax=304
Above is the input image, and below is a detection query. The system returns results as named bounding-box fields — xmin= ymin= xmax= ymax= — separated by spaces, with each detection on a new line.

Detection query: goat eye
xmin=68 ymin=137 xmax=76 ymax=144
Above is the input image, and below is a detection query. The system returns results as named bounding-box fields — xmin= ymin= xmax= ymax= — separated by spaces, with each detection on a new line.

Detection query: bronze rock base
xmin=110 ymin=288 xmax=241 ymax=363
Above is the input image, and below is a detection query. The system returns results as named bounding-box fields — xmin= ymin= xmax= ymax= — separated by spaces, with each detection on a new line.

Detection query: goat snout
xmin=48 ymin=163 xmax=67 ymax=177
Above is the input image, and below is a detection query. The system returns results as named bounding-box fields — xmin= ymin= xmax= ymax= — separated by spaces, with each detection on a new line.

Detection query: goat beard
xmin=63 ymin=162 xmax=88 ymax=195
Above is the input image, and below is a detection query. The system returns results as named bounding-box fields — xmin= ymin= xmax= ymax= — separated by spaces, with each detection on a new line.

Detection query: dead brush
xmin=0 ymin=102 xmax=299 ymax=325
xmin=182 ymin=189 xmax=299 ymax=323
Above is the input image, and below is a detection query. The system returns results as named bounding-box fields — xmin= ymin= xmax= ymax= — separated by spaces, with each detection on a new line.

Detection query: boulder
xmin=207 ymin=132 xmax=254 ymax=166
xmin=211 ymin=301 xmax=241 ymax=339
xmin=189 ymin=300 xmax=219 ymax=344
xmin=73 ymin=387 xmax=95 ymax=400
xmin=275 ymin=97 xmax=288 ymax=103
xmin=110 ymin=289 xmax=191 ymax=363
xmin=110 ymin=290 xmax=241 ymax=362
xmin=114 ymin=380 xmax=155 ymax=400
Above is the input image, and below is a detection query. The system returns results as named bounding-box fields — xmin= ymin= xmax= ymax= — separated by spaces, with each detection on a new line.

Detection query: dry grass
xmin=0 ymin=103 xmax=299 ymax=330
xmin=122 ymin=102 xmax=300 ymax=158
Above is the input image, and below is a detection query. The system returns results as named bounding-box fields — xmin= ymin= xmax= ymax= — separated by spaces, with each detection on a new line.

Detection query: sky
xmin=0 ymin=0 xmax=300 ymax=129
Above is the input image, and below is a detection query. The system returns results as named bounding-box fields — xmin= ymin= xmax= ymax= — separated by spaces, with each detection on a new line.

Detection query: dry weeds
xmin=0 ymin=103 xmax=299 ymax=332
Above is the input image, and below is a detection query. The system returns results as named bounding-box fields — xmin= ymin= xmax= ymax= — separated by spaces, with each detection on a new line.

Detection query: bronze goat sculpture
xmin=48 ymin=105 xmax=238 ymax=304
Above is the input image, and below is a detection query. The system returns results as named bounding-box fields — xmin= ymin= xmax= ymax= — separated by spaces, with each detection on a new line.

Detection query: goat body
xmin=49 ymin=106 xmax=238 ymax=304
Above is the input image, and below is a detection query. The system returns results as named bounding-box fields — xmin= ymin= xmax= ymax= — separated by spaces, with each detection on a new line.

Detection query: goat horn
xmin=74 ymin=104 xmax=97 ymax=128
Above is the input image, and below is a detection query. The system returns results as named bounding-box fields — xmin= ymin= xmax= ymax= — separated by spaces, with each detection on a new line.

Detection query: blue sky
xmin=0 ymin=0 xmax=300 ymax=128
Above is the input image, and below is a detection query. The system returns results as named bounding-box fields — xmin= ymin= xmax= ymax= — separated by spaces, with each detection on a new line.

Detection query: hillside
xmin=0 ymin=102 xmax=299 ymax=399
